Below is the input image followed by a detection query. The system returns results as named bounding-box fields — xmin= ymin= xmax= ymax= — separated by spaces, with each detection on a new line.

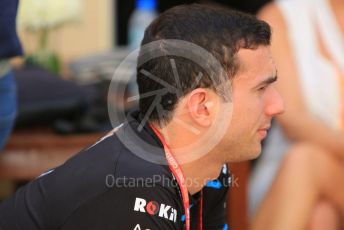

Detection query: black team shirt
xmin=0 ymin=111 xmax=230 ymax=230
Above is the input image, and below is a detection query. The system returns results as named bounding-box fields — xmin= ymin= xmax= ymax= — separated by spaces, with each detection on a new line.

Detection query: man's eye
xmin=258 ymin=85 xmax=268 ymax=91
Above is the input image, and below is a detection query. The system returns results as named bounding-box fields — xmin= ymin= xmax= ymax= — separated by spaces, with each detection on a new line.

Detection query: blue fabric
xmin=0 ymin=70 xmax=17 ymax=150
xmin=205 ymin=180 xmax=222 ymax=189
xmin=0 ymin=0 xmax=23 ymax=59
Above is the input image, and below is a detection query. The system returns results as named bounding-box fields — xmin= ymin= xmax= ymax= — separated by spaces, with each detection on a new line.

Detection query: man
xmin=0 ymin=4 xmax=283 ymax=230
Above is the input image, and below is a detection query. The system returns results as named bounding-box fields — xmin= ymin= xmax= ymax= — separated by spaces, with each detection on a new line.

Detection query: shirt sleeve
xmin=0 ymin=179 xmax=50 ymax=230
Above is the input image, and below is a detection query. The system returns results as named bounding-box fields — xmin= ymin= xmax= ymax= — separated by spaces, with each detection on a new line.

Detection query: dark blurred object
xmin=69 ymin=48 xmax=139 ymax=127
xmin=53 ymin=80 xmax=114 ymax=134
xmin=116 ymin=0 xmax=272 ymax=46
xmin=68 ymin=48 xmax=132 ymax=84
xmin=0 ymin=0 xmax=22 ymax=58
xmin=13 ymin=66 xmax=112 ymax=134
xmin=214 ymin=0 xmax=272 ymax=14
xmin=14 ymin=66 xmax=89 ymax=127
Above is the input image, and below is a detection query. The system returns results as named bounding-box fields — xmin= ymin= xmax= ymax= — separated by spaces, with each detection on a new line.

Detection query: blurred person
xmin=0 ymin=4 xmax=284 ymax=230
xmin=0 ymin=0 xmax=22 ymax=150
xmin=249 ymin=0 xmax=344 ymax=229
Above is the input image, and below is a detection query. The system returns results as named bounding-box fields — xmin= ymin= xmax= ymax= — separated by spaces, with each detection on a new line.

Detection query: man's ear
xmin=186 ymin=88 xmax=214 ymax=127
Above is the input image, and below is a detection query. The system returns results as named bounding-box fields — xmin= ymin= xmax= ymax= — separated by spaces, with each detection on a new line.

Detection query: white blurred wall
xmin=18 ymin=0 xmax=115 ymax=63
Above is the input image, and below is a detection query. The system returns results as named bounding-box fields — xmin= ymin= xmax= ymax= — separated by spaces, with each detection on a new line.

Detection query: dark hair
xmin=137 ymin=3 xmax=271 ymax=126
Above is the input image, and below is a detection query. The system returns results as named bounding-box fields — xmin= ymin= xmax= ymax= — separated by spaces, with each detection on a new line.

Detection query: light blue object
xmin=128 ymin=0 xmax=158 ymax=49
xmin=180 ymin=204 xmax=194 ymax=222
xmin=205 ymin=180 xmax=222 ymax=189
xmin=136 ymin=0 xmax=157 ymax=10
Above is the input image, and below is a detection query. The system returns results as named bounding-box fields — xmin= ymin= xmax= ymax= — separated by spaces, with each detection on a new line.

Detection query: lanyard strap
xmin=198 ymin=190 xmax=203 ymax=230
xmin=149 ymin=124 xmax=203 ymax=230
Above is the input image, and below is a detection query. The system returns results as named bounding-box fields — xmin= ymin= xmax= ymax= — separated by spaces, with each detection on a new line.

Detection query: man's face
xmin=220 ymin=45 xmax=284 ymax=162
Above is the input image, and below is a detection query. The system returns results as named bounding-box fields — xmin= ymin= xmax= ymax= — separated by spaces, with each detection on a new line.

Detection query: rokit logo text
xmin=133 ymin=198 xmax=177 ymax=222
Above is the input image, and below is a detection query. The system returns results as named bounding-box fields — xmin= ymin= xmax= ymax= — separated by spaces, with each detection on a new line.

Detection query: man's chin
xmin=222 ymin=141 xmax=262 ymax=162
xmin=252 ymin=144 xmax=263 ymax=158
xmin=241 ymin=145 xmax=262 ymax=161
xmin=249 ymin=150 xmax=262 ymax=160
xmin=226 ymin=149 xmax=262 ymax=163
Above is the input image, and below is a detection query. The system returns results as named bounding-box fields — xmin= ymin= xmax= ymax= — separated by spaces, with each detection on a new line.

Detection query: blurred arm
xmin=258 ymin=3 xmax=344 ymax=159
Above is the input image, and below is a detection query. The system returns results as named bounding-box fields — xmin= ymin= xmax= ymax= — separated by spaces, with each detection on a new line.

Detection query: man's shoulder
xmin=56 ymin=130 xmax=182 ymax=229
xmin=45 ymin=126 xmax=174 ymax=196
xmin=0 ymin=127 xmax=182 ymax=229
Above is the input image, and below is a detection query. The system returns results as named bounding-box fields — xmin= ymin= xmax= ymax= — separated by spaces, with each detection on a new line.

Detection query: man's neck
xmin=152 ymin=120 xmax=225 ymax=194
xmin=179 ymin=156 xmax=223 ymax=195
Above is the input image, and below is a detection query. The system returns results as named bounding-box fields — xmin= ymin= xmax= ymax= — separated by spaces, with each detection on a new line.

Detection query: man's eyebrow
xmin=253 ymin=73 xmax=278 ymax=89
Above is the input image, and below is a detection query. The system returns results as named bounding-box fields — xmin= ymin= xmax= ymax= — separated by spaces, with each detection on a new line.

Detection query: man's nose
xmin=265 ymin=87 xmax=285 ymax=116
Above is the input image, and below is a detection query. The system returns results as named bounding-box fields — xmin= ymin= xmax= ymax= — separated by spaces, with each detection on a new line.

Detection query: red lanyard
xmin=198 ymin=190 xmax=203 ymax=230
xmin=149 ymin=124 xmax=203 ymax=230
